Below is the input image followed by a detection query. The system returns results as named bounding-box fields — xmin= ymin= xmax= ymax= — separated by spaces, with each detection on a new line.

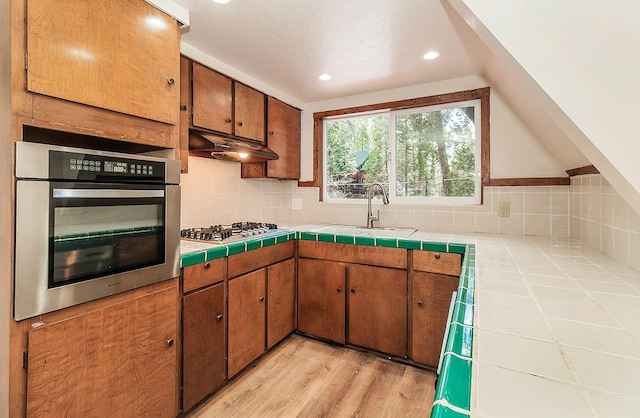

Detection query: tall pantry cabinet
xmin=9 ymin=0 xmax=184 ymax=416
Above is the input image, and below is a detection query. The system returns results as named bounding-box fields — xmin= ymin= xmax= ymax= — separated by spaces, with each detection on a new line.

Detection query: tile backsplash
xmin=181 ymin=156 xmax=570 ymax=238
xmin=570 ymin=174 xmax=640 ymax=270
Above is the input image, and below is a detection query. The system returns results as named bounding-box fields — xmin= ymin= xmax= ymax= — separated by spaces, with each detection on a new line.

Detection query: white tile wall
xmin=180 ymin=156 xmax=572 ymax=237
xmin=570 ymin=174 xmax=640 ymax=270
xmin=289 ymin=185 xmax=570 ymax=237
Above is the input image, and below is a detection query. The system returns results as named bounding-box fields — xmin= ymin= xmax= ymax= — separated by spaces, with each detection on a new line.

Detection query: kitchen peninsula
xmin=180 ymin=225 xmax=640 ymax=418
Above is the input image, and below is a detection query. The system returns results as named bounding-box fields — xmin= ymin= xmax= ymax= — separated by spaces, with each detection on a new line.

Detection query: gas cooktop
xmin=180 ymin=222 xmax=285 ymax=245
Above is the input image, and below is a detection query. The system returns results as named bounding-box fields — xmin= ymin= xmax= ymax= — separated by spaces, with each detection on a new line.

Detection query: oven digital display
xmin=104 ymin=161 xmax=128 ymax=173
xmin=49 ymin=150 xmax=164 ymax=183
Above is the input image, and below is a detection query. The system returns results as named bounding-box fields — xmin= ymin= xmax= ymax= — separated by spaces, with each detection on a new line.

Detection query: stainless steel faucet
xmin=366 ymin=183 xmax=389 ymax=228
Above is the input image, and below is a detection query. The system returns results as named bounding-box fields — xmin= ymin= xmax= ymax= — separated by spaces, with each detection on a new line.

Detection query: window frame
xmin=304 ymin=87 xmax=490 ymax=204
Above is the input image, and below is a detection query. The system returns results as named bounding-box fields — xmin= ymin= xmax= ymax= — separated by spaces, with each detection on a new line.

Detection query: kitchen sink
xmin=314 ymin=225 xmax=416 ymax=239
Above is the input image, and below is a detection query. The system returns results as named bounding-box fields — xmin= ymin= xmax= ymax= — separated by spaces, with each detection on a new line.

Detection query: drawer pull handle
xmin=166 ymin=339 xmax=174 ymax=347
xmin=417 ymin=300 xmax=424 ymax=307
xmin=225 ymin=117 xmax=232 ymax=123
xmin=204 ymin=262 xmax=211 ymax=269
xmin=167 ymin=77 xmax=175 ymax=85
xmin=350 ymin=288 xmax=356 ymax=294
xmin=336 ymin=287 xmax=342 ymax=293
xmin=259 ymin=296 xmax=265 ymax=302
xmin=237 ymin=121 xmax=244 ymax=127
xmin=216 ymin=314 xmax=223 ymax=322
xmin=434 ymin=253 xmax=441 ymax=260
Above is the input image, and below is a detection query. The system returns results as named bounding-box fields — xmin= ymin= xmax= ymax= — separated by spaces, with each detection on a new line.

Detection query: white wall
xmin=448 ymin=0 xmax=640 ymax=216
xmin=300 ymin=75 xmax=566 ymax=181
xmin=0 ymin=0 xmax=11 ymax=413
xmin=181 ymin=156 xmax=570 ymax=238
xmin=571 ymin=174 xmax=640 ymax=270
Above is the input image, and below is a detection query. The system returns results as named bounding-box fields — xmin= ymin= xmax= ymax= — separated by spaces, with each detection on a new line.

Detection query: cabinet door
xmin=266 ymin=97 xmax=301 ymax=179
xmin=234 ymin=83 xmax=265 ymax=143
xmin=27 ymin=0 xmax=179 ymax=125
xmin=182 ymin=283 xmax=226 ymax=411
xmin=228 ymin=269 xmax=266 ymax=378
xmin=412 ymin=272 xmax=459 ymax=368
xmin=267 ymin=258 xmax=295 ymax=349
xmin=347 ymin=265 xmax=407 ymax=357
xmin=27 ymin=287 xmax=178 ymax=417
xmin=192 ymin=63 xmax=233 ymax=134
xmin=297 ymin=258 xmax=346 ymax=344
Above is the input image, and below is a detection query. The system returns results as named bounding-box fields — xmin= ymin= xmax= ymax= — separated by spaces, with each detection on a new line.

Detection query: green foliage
xmin=326 ymin=115 xmax=389 ymax=199
xmin=326 ymin=105 xmax=477 ymax=200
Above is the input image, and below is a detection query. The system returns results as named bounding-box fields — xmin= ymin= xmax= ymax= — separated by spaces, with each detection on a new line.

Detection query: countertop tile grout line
xmin=502 ymin=236 xmax=601 ymax=418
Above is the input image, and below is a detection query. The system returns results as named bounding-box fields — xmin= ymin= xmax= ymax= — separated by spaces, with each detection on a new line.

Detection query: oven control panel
xmin=49 ymin=151 xmax=165 ymax=182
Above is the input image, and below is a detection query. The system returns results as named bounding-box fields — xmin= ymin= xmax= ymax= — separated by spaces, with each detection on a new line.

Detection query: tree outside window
xmin=324 ymin=100 xmax=481 ymax=204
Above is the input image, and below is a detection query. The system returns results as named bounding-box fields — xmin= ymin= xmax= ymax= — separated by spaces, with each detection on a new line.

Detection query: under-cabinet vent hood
xmin=188 ymin=129 xmax=279 ymax=163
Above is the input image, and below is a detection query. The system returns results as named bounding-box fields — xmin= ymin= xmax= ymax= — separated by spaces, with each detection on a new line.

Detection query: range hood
xmin=188 ymin=129 xmax=279 ymax=163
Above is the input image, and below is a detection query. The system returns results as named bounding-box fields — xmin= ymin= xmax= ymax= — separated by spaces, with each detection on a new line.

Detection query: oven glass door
xmin=50 ymin=182 xmax=166 ymax=287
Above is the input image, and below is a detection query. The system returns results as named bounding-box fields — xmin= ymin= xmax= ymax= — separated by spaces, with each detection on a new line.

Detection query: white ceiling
xmin=174 ymin=0 xmax=589 ymax=170
xmin=174 ymin=0 xmax=486 ymax=103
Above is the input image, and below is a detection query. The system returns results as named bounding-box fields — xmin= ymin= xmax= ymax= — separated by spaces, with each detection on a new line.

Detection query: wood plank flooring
xmin=187 ymin=335 xmax=435 ymax=418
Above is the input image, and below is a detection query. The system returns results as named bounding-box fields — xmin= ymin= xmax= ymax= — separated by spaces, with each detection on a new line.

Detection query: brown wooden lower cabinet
xmin=182 ymin=282 xmax=226 ymax=411
xmin=297 ymin=258 xmax=346 ymax=344
xmin=348 ymin=264 xmax=407 ymax=357
xmin=26 ymin=287 xmax=178 ymax=417
xmin=412 ymin=272 xmax=459 ymax=368
xmin=228 ymin=269 xmax=267 ymax=378
xmin=267 ymin=258 xmax=296 ymax=349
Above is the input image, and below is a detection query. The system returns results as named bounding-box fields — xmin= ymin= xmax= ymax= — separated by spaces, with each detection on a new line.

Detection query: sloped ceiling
xmin=175 ymin=0 xmax=588 ymax=172
xmin=447 ymin=0 xmax=640 ymax=214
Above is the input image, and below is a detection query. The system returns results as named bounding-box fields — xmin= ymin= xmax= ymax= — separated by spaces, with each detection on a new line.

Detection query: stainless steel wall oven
xmin=14 ymin=142 xmax=181 ymax=320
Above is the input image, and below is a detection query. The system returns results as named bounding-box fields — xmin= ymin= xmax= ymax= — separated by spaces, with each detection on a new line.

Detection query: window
xmin=319 ymin=89 xmax=488 ymax=204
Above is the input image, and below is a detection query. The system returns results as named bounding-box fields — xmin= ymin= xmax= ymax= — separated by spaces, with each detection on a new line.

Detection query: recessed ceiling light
xmin=213 ymin=0 xmax=230 ymax=4
xmin=422 ymin=51 xmax=440 ymax=60
xmin=318 ymin=73 xmax=332 ymax=81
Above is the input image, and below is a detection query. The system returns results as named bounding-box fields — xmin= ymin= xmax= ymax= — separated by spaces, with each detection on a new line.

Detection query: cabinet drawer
xmin=183 ymin=258 xmax=225 ymax=293
xmin=413 ymin=251 xmax=461 ymax=276
xmin=228 ymin=241 xmax=295 ymax=278
xmin=298 ymin=241 xmax=407 ymax=269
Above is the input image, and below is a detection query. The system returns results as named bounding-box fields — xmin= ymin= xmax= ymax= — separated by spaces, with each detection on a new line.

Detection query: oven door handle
xmin=52 ymin=189 xmax=165 ymax=199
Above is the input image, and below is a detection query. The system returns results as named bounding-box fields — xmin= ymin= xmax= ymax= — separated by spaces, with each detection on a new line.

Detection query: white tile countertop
xmin=460 ymin=233 xmax=640 ymax=418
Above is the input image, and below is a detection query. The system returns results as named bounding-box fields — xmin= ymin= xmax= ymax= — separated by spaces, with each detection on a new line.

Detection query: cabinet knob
xmin=237 ymin=121 xmax=244 ymax=127
xmin=225 ymin=118 xmax=232 ymax=123
xmin=417 ymin=300 xmax=424 ymax=307
xmin=259 ymin=296 xmax=265 ymax=302
xmin=434 ymin=253 xmax=441 ymax=260
xmin=350 ymin=288 xmax=356 ymax=294
xmin=269 ymin=130 xmax=275 ymax=136
xmin=204 ymin=262 xmax=211 ymax=269
xmin=180 ymin=105 xmax=187 ymax=111
xmin=336 ymin=287 xmax=342 ymax=293
xmin=166 ymin=339 xmax=174 ymax=347
xmin=216 ymin=314 xmax=223 ymax=322
xmin=167 ymin=77 xmax=175 ymax=85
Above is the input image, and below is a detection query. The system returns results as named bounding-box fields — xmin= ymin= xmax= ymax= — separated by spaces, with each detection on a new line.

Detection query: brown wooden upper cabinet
xmin=241 ymin=97 xmax=302 ymax=180
xmin=266 ymin=97 xmax=301 ymax=179
xmin=191 ymin=62 xmax=266 ymax=144
xmin=26 ymin=0 xmax=180 ymax=125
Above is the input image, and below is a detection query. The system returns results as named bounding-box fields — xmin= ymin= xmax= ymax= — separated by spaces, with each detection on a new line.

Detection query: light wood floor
xmin=187 ymin=335 xmax=436 ymax=418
